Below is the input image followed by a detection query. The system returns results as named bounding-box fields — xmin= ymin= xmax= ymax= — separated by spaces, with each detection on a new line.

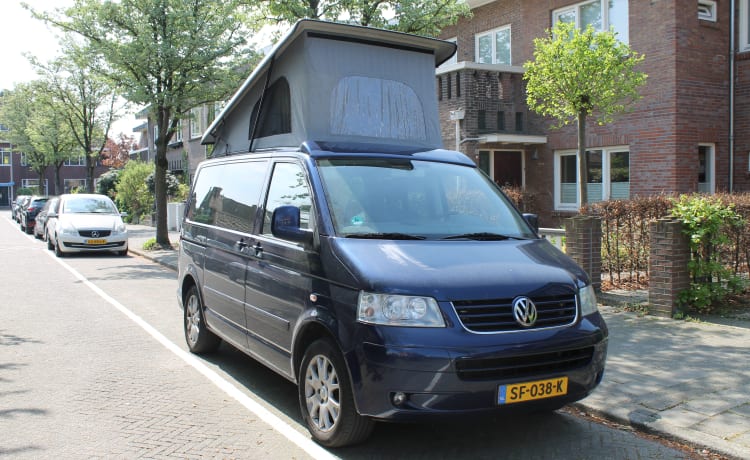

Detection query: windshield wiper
xmin=442 ymin=232 xmax=526 ymax=241
xmin=345 ymin=232 xmax=426 ymax=240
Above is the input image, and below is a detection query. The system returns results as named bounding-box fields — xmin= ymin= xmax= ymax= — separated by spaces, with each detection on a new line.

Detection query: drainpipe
xmin=730 ymin=0 xmax=736 ymax=192
xmin=450 ymin=109 xmax=465 ymax=152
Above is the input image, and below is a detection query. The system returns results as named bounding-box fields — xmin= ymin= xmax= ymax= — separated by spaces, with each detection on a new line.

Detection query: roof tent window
xmin=249 ymin=77 xmax=292 ymax=140
xmin=330 ymin=76 xmax=427 ymax=141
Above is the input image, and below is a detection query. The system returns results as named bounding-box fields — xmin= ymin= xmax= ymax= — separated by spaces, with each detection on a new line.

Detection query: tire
xmin=54 ymin=237 xmax=65 ymax=257
xmin=118 ymin=248 xmax=128 ymax=256
xmin=183 ymin=285 xmax=221 ymax=353
xmin=46 ymin=230 xmax=54 ymax=250
xmin=298 ymin=338 xmax=374 ymax=447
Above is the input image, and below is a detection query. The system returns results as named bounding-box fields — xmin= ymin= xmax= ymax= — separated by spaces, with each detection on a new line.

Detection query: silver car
xmin=47 ymin=194 xmax=128 ymax=257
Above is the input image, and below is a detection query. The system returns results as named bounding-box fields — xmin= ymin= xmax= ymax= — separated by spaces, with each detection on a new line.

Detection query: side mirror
xmin=47 ymin=211 xmax=58 ymax=219
xmin=272 ymin=205 xmax=313 ymax=244
xmin=120 ymin=211 xmax=129 ymax=217
xmin=523 ymin=213 xmax=539 ymax=234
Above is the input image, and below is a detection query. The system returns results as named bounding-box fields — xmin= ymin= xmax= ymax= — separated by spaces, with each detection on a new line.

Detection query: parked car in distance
xmin=12 ymin=195 xmax=31 ymax=223
xmin=47 ymin=193 xmax=128 ymax=257
xmin=20 ymin=196 xmax=50 ymax=234
xmin=33 ymin=197 xmax=59 ymax=240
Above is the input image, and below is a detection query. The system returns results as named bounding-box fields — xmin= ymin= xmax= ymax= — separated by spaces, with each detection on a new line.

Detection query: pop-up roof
xmin=202 ymin=19 xmax=456 ymax=154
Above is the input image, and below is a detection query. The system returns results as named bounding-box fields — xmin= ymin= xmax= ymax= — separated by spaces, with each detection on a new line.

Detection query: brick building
xmin=438 ymin=0 xmax=748 ymax=226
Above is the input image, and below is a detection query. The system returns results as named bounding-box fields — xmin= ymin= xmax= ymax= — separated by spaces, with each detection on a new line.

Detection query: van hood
xmin=329 ymin=238 xmax=588 ymax=301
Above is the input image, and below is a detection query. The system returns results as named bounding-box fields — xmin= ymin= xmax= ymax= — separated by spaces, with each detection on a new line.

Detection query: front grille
xmin=78 ymin=230 xmax=112 ymax=237
xmin=456 ymin=347 xmax=595 ymax=381
xmin=452 ymin=295 xmax=577 ymax=333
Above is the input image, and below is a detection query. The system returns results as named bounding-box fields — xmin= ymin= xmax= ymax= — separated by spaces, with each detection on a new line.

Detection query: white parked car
xmin=46 ymin=193 xmax=129 ymax=257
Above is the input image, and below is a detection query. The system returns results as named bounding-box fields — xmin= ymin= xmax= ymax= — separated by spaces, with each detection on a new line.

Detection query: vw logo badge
xmin=91 ymin=230 xmax=100 ymax=238
xmin=513 ymin=297 xmax=538 ymax=327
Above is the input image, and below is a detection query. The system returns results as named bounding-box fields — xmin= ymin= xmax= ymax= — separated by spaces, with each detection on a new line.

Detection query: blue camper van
xmin=178 ymin=19 xmax=607 ymax=447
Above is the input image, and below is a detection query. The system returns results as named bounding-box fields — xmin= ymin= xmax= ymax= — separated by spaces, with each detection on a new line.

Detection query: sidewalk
xmin=126 ymin=224 xmax=750 ymax=459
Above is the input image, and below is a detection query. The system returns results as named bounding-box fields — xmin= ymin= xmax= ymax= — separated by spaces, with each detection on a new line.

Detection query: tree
xmin=254 ymin=0 xmax=471 ymax=37
xmin=0 ymin=81 xmax=79 ymax=195
xmin=31 ymin=46 xmax=119 ymax=194
xmin=31 ymin=0 xmax=259 ymax=249
xmin=102 ymin=134 xmax=136 ymax=169
xmin=523 ymin=21 xmax=647 ymax=207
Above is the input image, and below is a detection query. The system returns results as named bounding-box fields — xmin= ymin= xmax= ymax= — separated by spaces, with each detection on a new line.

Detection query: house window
xmin=65 ymin=155 xmax=86 ymax=166
xmin=64 ymin=178 xmax=87 ymax=193
xmin=456 ymin=73 xmax=461 ymax=97
xmin=497 ymin=111 xmax=505 ymax=131
xmin=190 ymin=107 xmax=203 ymax=139
xmin=553 ymin=0 xmax=629 ymax=44
xmin=698 ymin=0 xmax=717 ymax=21
xmin=698 ymin=144 xmax=715 ymax=194
xmin=515 ymin=112 xmax=524 ymax=132
xmin=438 ymin=37 xmax=458 ymax=70
xmin=741 ymin=0 xmax=750 ymax=51
xmin=0 ymin=123 xmax=8 ymax=132
xmin=554 ymin=146 xmax=630 ymax=210
xmin=22 ymin=178 xmax=47 ymax=194
xmin=438 ymin=77 xmax=443 ymax=101
xmin=0 ymin=148 xmax=10 ymax=165
xmin=478 ymin=110 xmax=487 ymax=131
xmin=21 ymin=153 xmax=29 ymax=167
xmin=476 ymin=25 xmax=511 ymax=65
xmin=447 ymin=74 xmax=452 ymax=99
xmin=174 ymin=120 xmax=183 ymax=143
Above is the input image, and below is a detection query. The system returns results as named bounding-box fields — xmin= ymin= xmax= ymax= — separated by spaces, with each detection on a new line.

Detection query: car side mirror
xmin=523 ymin=213 xmax=539 ymax=234
xmin=272 ymin=205 xmax=313 ymax=244
xmin=47 ymin=211 xmax=58 ymax=218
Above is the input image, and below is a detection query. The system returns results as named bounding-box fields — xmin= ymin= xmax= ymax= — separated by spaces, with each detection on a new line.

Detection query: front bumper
xmin=347 ymin=314 xmax=608 ymax=421
xmin=58 ymin=234 xmax=128 ymax=253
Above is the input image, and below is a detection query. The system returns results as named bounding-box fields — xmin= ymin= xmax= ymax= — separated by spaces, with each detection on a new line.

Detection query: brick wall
xmin=648 ymin=219 xmax=690 ymax=317
xmin=439 ymin=0 xmax=740 ymax=226
xmin=564 ymin=216 xmax=602 ymax=291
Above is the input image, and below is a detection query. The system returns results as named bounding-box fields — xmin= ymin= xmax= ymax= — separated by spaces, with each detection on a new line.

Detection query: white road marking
xmin=38 ymin=241 xmax=338 ymax=460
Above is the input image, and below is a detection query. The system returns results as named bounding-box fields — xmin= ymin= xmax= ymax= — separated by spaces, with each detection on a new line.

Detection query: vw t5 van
xmin=177 ymin=20 xmax=607 ymax=447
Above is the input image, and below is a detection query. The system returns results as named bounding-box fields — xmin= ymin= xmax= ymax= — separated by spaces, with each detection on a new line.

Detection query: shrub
xmin=671 ymin=195 xmax=746 ymax=313
xmin=115 ymin=161 xmax=154 ymax=223
xmin=97 ymin=169 xmax=121 ymax=198
xmin=17 ymin=187 xmax=35 ymax=196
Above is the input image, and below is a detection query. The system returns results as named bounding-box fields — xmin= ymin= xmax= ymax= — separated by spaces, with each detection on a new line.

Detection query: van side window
xmin=248 ymin=77 xmax=291 ymax=140
xmin=189 ymin=161 xmax=267 ymax=233
xmin=263 ymin=162 xmax=312 ymax=235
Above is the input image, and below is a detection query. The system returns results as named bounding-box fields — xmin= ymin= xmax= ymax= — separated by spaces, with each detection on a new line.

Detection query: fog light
xmin=392 ymin=392 xmax=407 ymax=406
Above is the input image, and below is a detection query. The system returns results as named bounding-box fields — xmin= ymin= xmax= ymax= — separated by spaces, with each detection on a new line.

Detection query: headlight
xmin=578 ymin=285 xmax=598 ymax=316
xmin=113 ymin=221 xmax=126 ymax=234
xmin=60 ymin=222 xmax=78 ymax=235
xmin=357 ymin=292 xmax=445 ymax=327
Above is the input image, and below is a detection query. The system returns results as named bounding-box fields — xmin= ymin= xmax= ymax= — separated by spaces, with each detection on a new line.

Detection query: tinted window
xmin=262 ymin=162 xmax=312 ymax=235
xmin=189 ymin=160 xmax=267 ymax=233
xmin=249 ymin=77 xmax=291 ymax=140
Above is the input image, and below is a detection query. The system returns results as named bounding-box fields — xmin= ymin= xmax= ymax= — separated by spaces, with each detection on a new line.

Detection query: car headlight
xmin=578 ymin=285 xmax=599 ymax=316
xmin=60 ymin=222 xmax=78 ymax=235
xmin=114 ymin=221 xmax=127 ymax=234
xmin=357 ymin=292 xmax=445 ymax=327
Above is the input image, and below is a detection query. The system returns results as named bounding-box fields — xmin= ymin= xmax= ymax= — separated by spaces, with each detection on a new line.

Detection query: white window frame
xmin=742 ymin=0 xmax=750 ymax=51
xmin=554 ymin=146 xmax=630 ymax=211
xmin=475 ymin=25 xmax=512 ymax=65
xmin=22 ymin=178 xmax=48 ymax=195
xmin=174 ymin=120 xmax=183 ymax=143
xmin=64 ymin=178 xmax=87 ymax=193
xmin=21 ymin=153 xmax=29 ymax=167
xmin=698 ymin=0 xmax=717 ymax=21
xmin=553 ymin=0 xmax=629 ymax=44
xmin=698 ymin=143 xmax=715 ymax=194
xmin=64 ymin=155 xmax=86 ymax=166
xmin=190 ymin=107 xmax=203 ymax=139
xmin=0 ymin=148 xmax=11 ymax=166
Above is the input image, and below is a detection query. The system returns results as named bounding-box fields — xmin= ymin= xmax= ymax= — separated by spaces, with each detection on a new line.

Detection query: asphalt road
xmin=0 ymin=210 xmax=698 ymax=459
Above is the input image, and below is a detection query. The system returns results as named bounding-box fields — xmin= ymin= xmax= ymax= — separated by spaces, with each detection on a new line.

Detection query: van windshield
xmin=317 ymin=158 xmax=536 ymax=240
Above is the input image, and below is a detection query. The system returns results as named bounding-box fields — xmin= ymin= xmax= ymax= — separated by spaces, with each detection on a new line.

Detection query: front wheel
xmin=183 ymin=285 xmax=221 ymax=353
xmin=298 ymin=338 xmax=374 ymax=447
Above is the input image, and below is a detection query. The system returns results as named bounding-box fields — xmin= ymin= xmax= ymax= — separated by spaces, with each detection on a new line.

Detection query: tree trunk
xmin=154 ymin=143 xmax=171 ymax=249
xmin=577 ymin=110 xmax=588 ymax=208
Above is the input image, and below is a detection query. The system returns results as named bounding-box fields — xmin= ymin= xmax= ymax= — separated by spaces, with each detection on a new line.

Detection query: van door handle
xmin=253 ymin=242 xmax=263 ymax=258
xmin=236 ymin=238 xmax=250 ymax=253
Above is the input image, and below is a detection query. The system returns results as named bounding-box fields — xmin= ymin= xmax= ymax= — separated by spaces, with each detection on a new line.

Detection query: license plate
xmin=498 ymin=377 xmax=568 ymax=405
xmin=86 ymin=239 xmax=107 ymax=245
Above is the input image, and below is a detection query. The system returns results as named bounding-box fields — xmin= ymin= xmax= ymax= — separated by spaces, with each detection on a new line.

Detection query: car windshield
xmin=63 ymin=197 xmax=118 ymax=214
xmin=317 ymin=158 xmax=536 ymax=240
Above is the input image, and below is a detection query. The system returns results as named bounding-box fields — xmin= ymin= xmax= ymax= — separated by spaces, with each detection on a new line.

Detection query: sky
xmin=2 ymin=0 xmax=138 ymax=138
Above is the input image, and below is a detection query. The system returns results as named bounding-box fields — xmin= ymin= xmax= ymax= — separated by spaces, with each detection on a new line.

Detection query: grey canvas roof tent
xmin=202 ymin=19 xmax=457 ymax=155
